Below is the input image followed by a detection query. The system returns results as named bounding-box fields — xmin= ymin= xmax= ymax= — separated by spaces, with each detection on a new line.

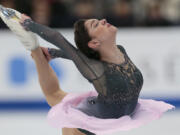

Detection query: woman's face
xmin=84 ymin=19 xmax=117 ymax=43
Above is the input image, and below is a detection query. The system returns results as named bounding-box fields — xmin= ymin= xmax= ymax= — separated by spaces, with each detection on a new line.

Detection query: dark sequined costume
xmin=22 ymin=20 xmax=143 ymax=135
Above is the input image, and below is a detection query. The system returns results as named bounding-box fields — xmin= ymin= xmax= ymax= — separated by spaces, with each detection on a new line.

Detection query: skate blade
xmin=0 ymin=5 xmax=20 ymax=20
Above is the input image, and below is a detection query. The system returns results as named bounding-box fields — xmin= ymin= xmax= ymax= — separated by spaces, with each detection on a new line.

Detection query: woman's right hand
xmin=40 ymin=47 xmax=52 ymax=62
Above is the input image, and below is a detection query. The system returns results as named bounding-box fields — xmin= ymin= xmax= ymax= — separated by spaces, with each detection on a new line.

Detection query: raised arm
xmin=48 ymin=48 xmax=71 ymax=60
xmin=22 ymin=19 xmax=104 ymax=82
xmin=31 ymin=47 xmax=67 ymax=107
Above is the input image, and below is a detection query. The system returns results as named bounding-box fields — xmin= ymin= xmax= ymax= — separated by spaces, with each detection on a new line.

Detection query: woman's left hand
xmin=19 ymin=14 xmax=32 ymax=30
xmin=20 ymin=14 xmax=31 ymax=23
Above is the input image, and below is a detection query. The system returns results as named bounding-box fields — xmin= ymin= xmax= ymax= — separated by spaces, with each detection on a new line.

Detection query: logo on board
xmin=7 ymin=56 xmax=64 ymax=85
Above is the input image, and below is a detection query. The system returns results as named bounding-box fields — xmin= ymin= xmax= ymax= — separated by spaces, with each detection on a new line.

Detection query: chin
xmin=113 ymin=26 xmax=118 ymax=32
xmin=110 ymin=26 xmax=117 ymax=35
xmin=109 ymin=25 xmax=117 ymax=31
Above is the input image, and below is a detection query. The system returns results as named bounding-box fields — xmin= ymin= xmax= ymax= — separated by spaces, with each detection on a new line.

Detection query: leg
xmin=31 ymin=47 xmax=67 ymax=107
xmin=62 ymin=128 xmax=85 ymax=135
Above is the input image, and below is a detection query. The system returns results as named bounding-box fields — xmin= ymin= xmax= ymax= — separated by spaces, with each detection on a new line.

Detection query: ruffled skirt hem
xmin=47 ymin=91 xmax=175 ymax=135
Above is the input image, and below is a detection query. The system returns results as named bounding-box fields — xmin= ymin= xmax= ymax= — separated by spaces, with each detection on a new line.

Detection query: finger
xmin=22 ymin=14 xmax=31 ymax=20
xmin=42 ymin=49 xmax=47 ymax=57
xmin=20 ymin=14 xmax=32 ymax=25
xmin=41 ymin=47 xmax=48 ymax=55
xmin=47 ymin=56 xmax=51 ymax=62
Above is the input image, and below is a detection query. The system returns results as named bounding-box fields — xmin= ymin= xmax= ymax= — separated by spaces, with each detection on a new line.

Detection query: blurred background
xmin=0 ymin=0 xmax=179 ymax=135
xmin=1 ymin=0 xmax=180 ymax=29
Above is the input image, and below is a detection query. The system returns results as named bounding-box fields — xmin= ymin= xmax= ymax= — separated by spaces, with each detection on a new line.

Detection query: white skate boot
xmin=0 ymin=5 xmax=39 ymax=51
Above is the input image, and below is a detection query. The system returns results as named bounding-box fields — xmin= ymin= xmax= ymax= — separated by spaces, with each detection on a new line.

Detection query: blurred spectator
xmin=72 ymin=0 xmax=95 ymax=19
xmin=162 ymin=0 xmax=180 ymax=25
xmin=31 ymin=0 xmax=52 ymax=26
xmin=66 ymin=0 xmax=96 ymax=27
xmin=1 ymin=0 xmax=180 ymax=28
xmin=0 ymin=0 xmax=16 ymax=8
xmin=105 ymin=0 xmax=135 ymax=27
xmin=49 ymin=0 xmax=70 ymax=28
xmin=144 ymin=1 xmax=172 ymax=27
xmin=15 ymin=0 xmax=31 ymax=15
xmin=0 ymin=0 xmax=16 ymax=29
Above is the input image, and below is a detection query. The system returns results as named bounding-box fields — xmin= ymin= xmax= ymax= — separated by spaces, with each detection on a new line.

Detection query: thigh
xmin=62 ymin=128 xmax=85 ymax=135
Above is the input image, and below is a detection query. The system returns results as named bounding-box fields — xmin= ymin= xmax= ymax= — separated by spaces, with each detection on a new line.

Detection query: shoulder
xmin=77 ymin=50 xmax=105 ymax=81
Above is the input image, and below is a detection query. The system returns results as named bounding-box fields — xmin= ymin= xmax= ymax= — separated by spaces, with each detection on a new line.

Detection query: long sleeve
xmin=22 ymin=20 xmax=104 ymax=83
xmin=48 ymin=48 xmax=71 ymax=60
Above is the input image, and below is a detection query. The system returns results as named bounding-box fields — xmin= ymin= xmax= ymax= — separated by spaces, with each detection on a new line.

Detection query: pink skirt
xmin=47 ymin=91 xmax=175 ymax=135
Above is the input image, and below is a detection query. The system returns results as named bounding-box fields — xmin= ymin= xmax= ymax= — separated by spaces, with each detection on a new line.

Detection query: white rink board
xmin=0 ymin=110 xmax=179 ymax=135
xmin=0 ymin=28 xmax=180 ymax=101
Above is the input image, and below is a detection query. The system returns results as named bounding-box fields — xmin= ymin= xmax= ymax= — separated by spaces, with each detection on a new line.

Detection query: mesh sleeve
xmin=48 ymin=48 xmax=70 ymax=60
xmin=22 ymin=19 xmax=104 ymax=82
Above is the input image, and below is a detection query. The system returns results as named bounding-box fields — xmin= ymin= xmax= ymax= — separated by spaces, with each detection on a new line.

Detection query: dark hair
xmin=74 ymin=19 xmax=100 ymax=60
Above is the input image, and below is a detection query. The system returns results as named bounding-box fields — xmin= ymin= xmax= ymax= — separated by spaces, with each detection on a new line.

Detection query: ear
xmin=88 ymin=39 xmax=100 ymax=49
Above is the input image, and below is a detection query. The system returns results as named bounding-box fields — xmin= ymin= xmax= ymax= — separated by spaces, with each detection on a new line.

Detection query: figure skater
xmin=0 ymin=5 xmax=174 ymax=135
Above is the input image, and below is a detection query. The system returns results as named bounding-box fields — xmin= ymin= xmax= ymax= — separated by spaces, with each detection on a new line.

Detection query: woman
xmin=21 ymin=15 xmax=143 ymax=117
xmin=0 ymin=5 xmax=174 ymax=135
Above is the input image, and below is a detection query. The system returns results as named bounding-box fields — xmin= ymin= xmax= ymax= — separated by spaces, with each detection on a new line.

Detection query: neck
xmin=99 ymin=43 xmax=125 ymax=64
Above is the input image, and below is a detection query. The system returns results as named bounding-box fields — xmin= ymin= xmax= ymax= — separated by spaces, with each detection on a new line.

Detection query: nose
xmin=100 ymin=19 xmax=107 ymax=25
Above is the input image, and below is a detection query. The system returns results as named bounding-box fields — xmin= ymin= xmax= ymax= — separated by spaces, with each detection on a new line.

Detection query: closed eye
xmin=94 ymin=21 xmax=99 ymax=28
